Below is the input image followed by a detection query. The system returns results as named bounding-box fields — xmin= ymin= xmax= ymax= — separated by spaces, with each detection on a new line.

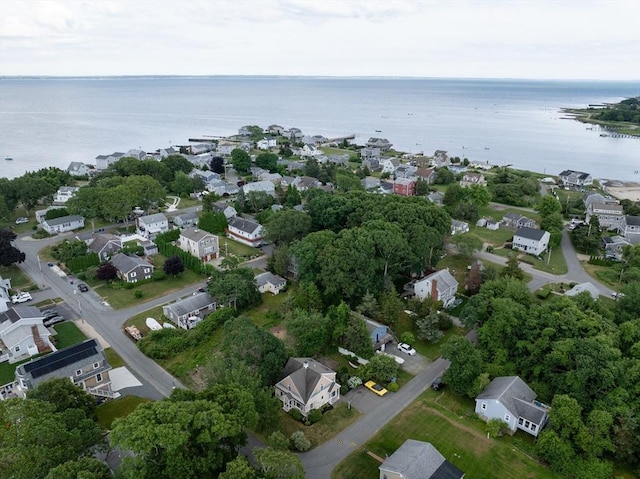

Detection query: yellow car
xmin=364 ymin=380 xmax=388 ymax=397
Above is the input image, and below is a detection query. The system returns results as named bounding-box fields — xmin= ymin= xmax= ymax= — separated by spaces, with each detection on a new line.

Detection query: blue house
xmin=364 ymin=317 xmax=393 ymax=351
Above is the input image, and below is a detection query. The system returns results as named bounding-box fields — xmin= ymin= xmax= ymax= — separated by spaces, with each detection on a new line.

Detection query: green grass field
xmin=0 ymin=265 xmax=36 ymax=292
xmin=222 ymin=236 xmax=262 ymax=260
xmin=52 ymin=321 xmax=87 ymax=349
xmin=332 ymin=389 xmax=561 ymax=479
xmin=279 ymin=403 xmax=361 ymax=448
xmin=96 ymin=395 xmax=152 ymax=429
xmin=492 ymin=247 xmax=568 ymax=275
xmin=104 ymin=347 xmax=126 ymax=368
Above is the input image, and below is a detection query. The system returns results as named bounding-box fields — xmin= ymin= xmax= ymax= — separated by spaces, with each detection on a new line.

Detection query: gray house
xmin=173 ymin=211 xmax=199 ymax=228
xmin=162 ymin=293 xmax=217 ymax=330
xmin=475 ymin=376 xmax=550 ymax=437
xmin=110 ymin=253 xmax=154 ymax=283
xmin=502 ymin=212 xmax=537 ymax=229
xmin=88 ymin=233 xmax=122 ymax=262
xmin=618 ymin=215 xmax=640 ymax=244
xmin=274 ymin=358 xmax=340 ymax=415
xmin=379 ymin=439 xmax=464 ymax=479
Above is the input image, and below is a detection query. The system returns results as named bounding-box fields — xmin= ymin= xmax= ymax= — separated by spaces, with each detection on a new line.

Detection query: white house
xmin=513 ymin=227 xmax=550 ymax=257
xmin=216 ymin=141 xmax=237 ymax=156
xmin=618 ymin=215 xmax=640 ymax=244
xmin=559 ymin=169 xmax=593 ymax=187
xmin=66 ymin=161 xmax=91 ymax=177
xmin=95 ymin=152 xmax=125 ymax=170
xmin=0 ymin=306 xmax=54 ymax=364
xmin=274 ymin=358 xmax=340 ymax=415
xmin=226 ymin=217 xmax=264 ymax=247
xmin=257 ymin=138 xmax=277 ymax=150
xmin=586 ymin=202 xmax=625 ymax=230
xmin=177 ymin=227 xmax=219 ymax=262
xmin=136 ymin=213 xmax=169 ymax=239
xmin=409 ymin=269 xmax=459 ymax=308
xmin=460 ymin=172 xmax=487 ymax=187
xmin=242 ymin=181 xmax=276 ymax=197
xmin=0 ymin=276 xmax=11 ymax=313
xmin=42 ymin=215 xmax=85 ymax=234
xmin=380 ymin=157 xmax=400 ymax=175
xmin=475 ymin=376 xmax=550 ymax=437
xmin=162 ymin=294 xmax=217 ymax=330
xmin=255 ymin=272 xmax=286 ymax=295
xmin=450 ymin=219 xmax=469 ymax=235
xmin=53 ymin=186 xmax=80 ymax=204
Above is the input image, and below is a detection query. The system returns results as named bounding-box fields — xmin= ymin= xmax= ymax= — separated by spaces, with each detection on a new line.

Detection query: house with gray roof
xmin=66 ymin=161 xmax=91 ymax=177
xmin=428 ymin=191 xmax=444 ymax=206
xmin=291 ymin=176 xmax=321 ymax=192
xmin=242 ymin=180 xmax=276 ymax=197
xmin=502 ymin=212 xmax=537 ymax=229
xmin=586 ymin=202 xmax=624 ymax=230
xmin=212 ymin=202 xmax=237 ymax=220
xmin=379 ymin=439 xmax=465 ymax=479
xmin=274 ymin=358 xmax=340 ymax=415
xmin=136 ymin=213 xmax=169 ymax=239
xmin=565 ymin=282 xmax=601 ymax=300
xmin=226 ymin=217 xmax=264 ymax=247
xmin=177 ymin=227 xmax=219 ymax=262
xmin=618 ymin=215 xmax=640 ymax=244
xmin=0 ymin=306 xmax=53 ymax=364
xmin=110 ymin=253 xmax=154 ymax=283
xmin=172 ymin=211 xmax=200 ymax=228
xmin=254 ymin=272 xmax=286 ymax=295
xmin=408 ymin=269 xmax=459 ymax=308
xmin=450 ymin=219 xmax=469 ymax=235
xmin=559 ymin=169 xmax=593 ymax=187
xmin=513 ymin=227 xmax=550 ymax=257
xmin=88 ymin=233 xmax=122 ymax=262
xmin=162 ymin=293 xmax=217 ymax=330
xmin=42 ymin=215 xmax=85 ymax=234
xmin=366 ymin=137 xmax=392 ymax=151
xmin=14 ymin=339 xmax=115 ymax=400
xmin=95 ymin=151 xmax=125 ymax=170
xmin=475 ymin=376 xmax=549 ymax=437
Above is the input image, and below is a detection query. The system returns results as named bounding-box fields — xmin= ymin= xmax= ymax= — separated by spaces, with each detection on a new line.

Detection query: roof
xmin=255 ymin=272 xmax=286 ymax=288
xmin=0 ymin=306 xmax=43 ymax=327
xmin=379 ymin=440 xmax=464 ymax=479
xmin=278 ymin=358 xmax=335 ymax=403
xmin=420 ymin=269 xmax=459 ymax=292
xmin=565 ymin=282 xmax=600 ymax=299
xmin=174 ymin=211 xmax=199 ymax=222
xmin=16 ymin=339 xmax=104 ymax=381
xmin=138 ymin=213 xmax=168 ymax=224
xmin=164 ymin=293 xmax=216 ymax=318
xmin=514 ymin=227 xmax=548 ymax=241
xmin=477 ymin=376 xmax=547 ymax=423
xmin=43 ymin=215 xmax=84 ymax=227
xmin=625 ymin=215 xmax=640 ymax=226
xmin=228 ymin=217 xmax=262 ymax=234
xmin=559 ymin=169 xmax=590 ymax=178
xmin=88 ymin=233 xmax=121 ymax=254
xmin=591 ymin=203 xmax=623 ymax=213
xmin=110 ymin=253 xmax=153 ymax=274
xmin=180 ymin=227 xmax=216 ymax=242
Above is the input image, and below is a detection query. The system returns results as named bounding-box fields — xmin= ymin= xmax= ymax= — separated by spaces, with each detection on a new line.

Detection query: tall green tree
xmin=231 ymin=149 xmax=252 ymax=173
xmin=441 ymin=336 xmax=483 ymax=397
xmin=198 ymin=211 xmax=227 ymax=234
xmin=44 ymin=457 xmax=112 ymax=479
xmin=255 ymin=152 xmax=279 ymax=172
xmin=253 ymin=447 xmax=305 ymax=479
xmin=452 ymin=233 xmax=483 ymax=259
xmin=26 ymin=377 xmax=96 ymax=419
xmin=265 ymin=210 xmax=312 ymax=245
xmin=0 ymin=228 xmax=26 ymax=266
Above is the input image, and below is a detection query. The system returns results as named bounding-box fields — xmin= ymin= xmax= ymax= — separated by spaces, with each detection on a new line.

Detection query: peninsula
xmin=563 ymin=96 xmax=640 ymax=137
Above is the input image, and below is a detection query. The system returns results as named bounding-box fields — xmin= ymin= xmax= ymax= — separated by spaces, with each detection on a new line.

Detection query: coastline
xmin=601 ymin=180 xmax=640 ymax=202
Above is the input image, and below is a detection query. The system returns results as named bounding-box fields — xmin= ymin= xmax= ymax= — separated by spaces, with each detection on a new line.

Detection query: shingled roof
xmin=279 ymin=358 xmax=335 ymax=404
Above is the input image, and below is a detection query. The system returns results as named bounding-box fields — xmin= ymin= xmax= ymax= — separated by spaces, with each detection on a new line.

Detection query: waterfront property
xmin=274 ymin=357 xmax=340 ymax=415
xmin=379 ymin=439 xmax=465 ymax=479
xmin=460 ymin=172 xmax=487 ymax=187
xmin=53 ymin=186 xmax=80 ymax=203
xmin=586 ymin=202 xmax=624 ymax=230
xmin=559 ymin=169 xmax=593 ymax=187
xmin=66 ymin=161 xmax=92 ymax=176
xmin=475 ymin=376 xmax=549 ymax=437
xmin=42 ymin=215 xmax=85 ymax=234
xmin=617 ymin=215 xmax=640 ymax=244
xmin=512 ymin=227 xmax=550 ymax=257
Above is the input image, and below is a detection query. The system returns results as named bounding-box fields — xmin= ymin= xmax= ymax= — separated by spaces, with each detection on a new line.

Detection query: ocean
xmin=1 ymin=76 xmax=639 ymax=181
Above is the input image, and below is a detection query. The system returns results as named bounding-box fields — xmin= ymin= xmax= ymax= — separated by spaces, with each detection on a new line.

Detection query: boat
xmin=124 ymin=326 xmax=143 ymax=341
xmin=145 ymin=317 xmax=163 ymax=331
xmin=4 ymin=157 xmax=13 ymax=161
xmin=484 ymin=147 xmax=490 ymax=150
xmin=375 ymin=129 xmax=382 ymax=133
xmin=163 ymin=322 xmax=176 ymax=329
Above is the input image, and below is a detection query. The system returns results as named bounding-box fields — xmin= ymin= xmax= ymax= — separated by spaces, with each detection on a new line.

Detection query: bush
xmin=307 ymin=408 xmax=322 ymax=424
xmin=537 ymin=288 xmax=551 ymax=299
xmin=288 ymin=408 xmax=303 ymax=422
xmin=347 ymin=376 xmax=362 ymax=389
xmin=269 ymin=431 xmax=289 ymax=451
xmin=151 ymin=270 xmax=166 ymax=281
xmin=400 ymin=331 xmax=416 ymax=345
xmin=340 ymin=384 xmax=349 ymax=396
xmin=290 ymin=431 xmax=311 ymax=452
xmin=387 ymin=382 xmax=399 ymax=392
xmin=77 ymin=273 xmax=86 ymax=280
xmin=134 ymin=289 xmax=143 ymax=299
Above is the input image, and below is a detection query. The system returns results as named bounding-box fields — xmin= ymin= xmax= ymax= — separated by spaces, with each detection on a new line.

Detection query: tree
xmin=253 ymin=447 xmax=305 ymax=479
xmin=435 ymin=167 xmax=454 ymax=184
xmin=26 ymin=378 xmax=96 ymax=419
xmin=96 ymin=262 xmax=118 ymax=281
xmin=415 ymin=179 xmax=431 ymax=196
xmin=362 ymin=353 xmax=398 ymax=383
xmin=416 ymin=312 xmax=444 ymax=343
xmin=219 ymin=456 xmax=258 ymax=479
xmin=465 ymin=184 xmax=492 ymax=207
xmin=341 ymin=313 xmax=374 ymax=359
xmin=290 ymin=431 xmax=311 ymax=452
xmin=264 ymin=210 xmax=312 ymax=245
xmin=210 ymin=156 xmax=225 ymax=175
xmin=453 ymin=201 xmax=479 ymax=223
xmin=52 ymin=239 xmax=89 ymax=264
xmin=443 ymin=184 xmax=465 ymax=208
xmin=501 ymin=253 xmax=525 ymax=280
xmin=356 ymin=291 xmax=379 ymax=318
xmin=198 ymin=211 xmax=227 ymax=234
xmin=255 ymin=152 xmax=279 ymax=172
xmin=14 ymin=176 xmax=56 ymax=213
xmin=0 ymin=399 xmax=104 ymax=479
xmin=161 ymin=154 xmax=193 ymax=175
xmin=537 ymin=195 xmax=562 ymax=217
xmin=111 ymin=399 xmax=247 ymax=479
xmin=208 ymin=268 xmax=262 ymax=311
xmin=286 ymin=309 xmax=331 ymax=357
xmin=464 ymin=261 xmax=483 ymax=294
xmin=221 ymin=254 xmax=242 ymax=270
xmin=441 ymin=336 xmax=483 ymax=397
xmin=170 ymin=171 xmax=197 ymax=197
xmin=268 ymin=431 xmax=290 ymax=451
xmin=378 ymin=289 xmax=402 ymax=325
xmin=231 ymin=149 xmax=251 ymax=173
xmin=163 ymin=255 xmax=185 ymax=276
xmin=44 ymin=457 xmax=112 ymax=479
xmin=0 ymin=228 xmax=26 ymax=266
xmin=283 ymin=185 xmax=302 ymax=207
xmin=452 ymin=234 xmax=483 ymax=259
xmin=541 ymin=212 xmax=564 ymax=247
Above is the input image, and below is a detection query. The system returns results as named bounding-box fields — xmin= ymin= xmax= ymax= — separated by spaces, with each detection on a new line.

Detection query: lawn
xmin=124 ymin=306 xmax=165 ymax=335
xmin=245 ymin=288 xmax=294 ymax=328
xmin=477 ymin=205 xmax=542 ymax=224
xmin=320 ymin=147 xmax=358 ymax=160
xmin=470 ymin=225 xmax=514 ymax=247
xmin=104 ymin=347 xmax=126 ymax=368
xmin=436 ymin=253 xmax=473 ymax=285
xmin=96 ymin=395 xmax=152 ymax=429
xmin=221 ymin=236 xmax=262 ymax=260
xmin=0 ymin=265 xmax=36 ymax=292
xmin=492 ymin=247 xmax=567 ymax=275
xmin=52 ymin=321 xmax=87 ymax=349
xmin=332 ymin=389 xmax=561 ymax=479
xmin=279 ymin=403 xmax=361 ymax=448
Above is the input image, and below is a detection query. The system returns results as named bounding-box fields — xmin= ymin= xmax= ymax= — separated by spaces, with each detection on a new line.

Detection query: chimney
xmin=431 ymin=279 xmax=439 ymax=301
xmin=303 ymin=360 xmax=309 ymax=369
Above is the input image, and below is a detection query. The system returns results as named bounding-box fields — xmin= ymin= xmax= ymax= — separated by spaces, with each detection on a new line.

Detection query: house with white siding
xmin=177 ymin=227 xmax=219 ymax=262
xmin=275 ymin=358 xmax=340 ymax=415
xmin=136 ymin=213 xmax=169 ymax=239
xmin=407 ymin=269 xmax=459 ymax=308
xmin=226 ymin=217 xmax=264 ymax=247
xmin=42 ymin=215 xmax=85 ymax=234
xmin=162 ymin=294 xmax=217 ymax=330
xmin=512 ymin=227 xmax=550 ymax=257
xmin=0 ymin=306 xmax=53 ymax=364
xmin=255 ymin=272 xmax=286 ymax=295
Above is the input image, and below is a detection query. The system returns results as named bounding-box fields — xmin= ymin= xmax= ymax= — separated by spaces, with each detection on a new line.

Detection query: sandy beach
xmin=603 ymin=180 xmax=640 ymax=202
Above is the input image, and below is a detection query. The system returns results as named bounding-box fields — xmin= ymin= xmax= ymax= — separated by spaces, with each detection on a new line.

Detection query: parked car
xmin=397 ymin=343 xmax=417 ymax=356
xmin=611 ymin=292 xmax=625 ymax=299
xmin=364 ymin=380 xmax=388 ymax=397
xmin=11 ymin=292 xmax=32 ymax=304
xmin=432 ymin=377 xmax=444 ymax=391
xmin=77 ymin=283 xmax=89 ymax=292
xmin=43 ymin=316 xmax=65 ymax=327
xmin=15 ymin=217 xmax=28 ymax=224
xmin=41 ymin=310 xmax=59 ymax=319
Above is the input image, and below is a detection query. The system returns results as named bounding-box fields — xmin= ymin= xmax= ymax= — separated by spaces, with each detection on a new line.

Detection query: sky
xmin=1 ymin=0 xmax=639 ymax=80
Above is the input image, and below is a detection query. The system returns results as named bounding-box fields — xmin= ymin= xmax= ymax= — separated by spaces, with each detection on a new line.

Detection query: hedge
xmin=66 ymin=253 xmax=100 ymax=273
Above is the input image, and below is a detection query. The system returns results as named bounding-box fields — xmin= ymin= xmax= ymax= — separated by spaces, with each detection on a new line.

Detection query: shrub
xmin=269 ymin=431 xmax=289 ymax=451
xmin=307 ymin=408 xmax=322 ymax=424
xmin=400 ymin=331 xmax=415 ymax=345
xmin=537 ymin=288 xmax=551 ymax=299
xmin=340 ymin=384 xmax=349 ymax=396
xmin=347 ymin=376 xmax=362 ymax=389
xmin=77 ymin=273 xmax=86 ymax=280
xmin=387 ymin=382 xmax=399 ymax=392
xmin=288 ymin=408 xmax=303 ymax=422
xmin=134 ymin=289 xmax=143 ymax=299
xmin=290 ymin=431 xmax=311 ymax=452
xmin=151 ymin=270 xmax=166 ymax=281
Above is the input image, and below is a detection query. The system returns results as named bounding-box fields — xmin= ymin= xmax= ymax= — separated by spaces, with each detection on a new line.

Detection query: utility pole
xmin=547 ymin=248 xmax=552 ymax=265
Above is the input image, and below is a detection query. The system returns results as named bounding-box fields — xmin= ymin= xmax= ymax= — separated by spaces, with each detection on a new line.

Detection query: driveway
xmin=385 ymin=343 xmax=430 ymax=375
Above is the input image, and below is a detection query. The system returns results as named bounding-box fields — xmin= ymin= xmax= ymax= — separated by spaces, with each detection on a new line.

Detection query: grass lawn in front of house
xmin=477 ymin=205 xmax=542 ymax=224
xmin=96 ymin=395 xmax=152 ymax=429
xmin=470 ymin=225 xmax=514 ymax=247
xmin=124 ymin=306 xmax=165 ymax=335
xmin=52 ymin=321 xmax=87 ymax=349
xmin=104 ymin=348 xmax=126 ymax=368
xmin=1 ymin=265 xmax=36 ymax=292
xmin=279 ymin=402 xmax=361 ymax=449
xmin=492 ymin=247 xmax=567 ymax=275
xmin=320 ymin=146 xmax=358 ymax=160
xmin=221 ymin=236 xmax=262 ymax=260
xmin=436 ymin=253 xmax=473 ymax=285
xmin=332 ymin=389 xmax=561 ymax=479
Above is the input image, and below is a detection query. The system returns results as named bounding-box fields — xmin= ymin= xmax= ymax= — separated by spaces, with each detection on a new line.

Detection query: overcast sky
xmin=1 ymin=0 xmax=639 ymax=80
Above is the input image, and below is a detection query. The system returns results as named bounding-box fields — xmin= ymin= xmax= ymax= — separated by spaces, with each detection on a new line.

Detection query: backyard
xmin=96 ymin=395 xmax=152 ymax=429
xmin=278 ymin=403 xmax=361 ymax=448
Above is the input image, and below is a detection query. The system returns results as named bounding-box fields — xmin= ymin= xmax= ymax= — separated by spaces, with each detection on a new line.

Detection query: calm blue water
xmin=1 ymin=76 xmax=639 ymax=181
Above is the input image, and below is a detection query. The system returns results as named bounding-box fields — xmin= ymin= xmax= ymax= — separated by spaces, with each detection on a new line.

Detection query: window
xmin=531 ymin=424 xmax=537 ymax=432
xmin=518 ymin=417 xmax=524 ymax=426
xmin=75 ymin=369 xmax=82 ymax=376
xmin=481 ymin=402 xmax=487 ymax=410
xmin=131 ymin=272 xmax=137 ymax=277
xmin=96 ymin=373 xmax=103 ymax=382
xmin=14 ymin=346 xmax=20 ymax=352
xmin=504 ymin=414 xmax=511 ymax=422
xmin=93 ymin=362 xmax=99 ymax=369
xmin=525 ymin=420 xmax=530 ymax=428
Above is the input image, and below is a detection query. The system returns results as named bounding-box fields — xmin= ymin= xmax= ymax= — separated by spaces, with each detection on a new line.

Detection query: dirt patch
xmin=189 ymin=365 xmax=207 ymax=392
xmin=270 ymin=325 xmax=287 ymax=341
xmin=317 ymin=356 xmax=339 ymax=370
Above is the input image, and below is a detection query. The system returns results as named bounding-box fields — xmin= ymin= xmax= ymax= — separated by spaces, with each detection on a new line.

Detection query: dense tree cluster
xmin=591 ymin=97 xmax=640 ymax=124
xmin=0 ymin=167 xmax=73 ymax=215
xmin=488 ymin=169 xmax=540 ymax=207
xmin=451 ymin=277 xmax=640 ymax=477
xmin=0 ymin=228 xmax=26 ymax=266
